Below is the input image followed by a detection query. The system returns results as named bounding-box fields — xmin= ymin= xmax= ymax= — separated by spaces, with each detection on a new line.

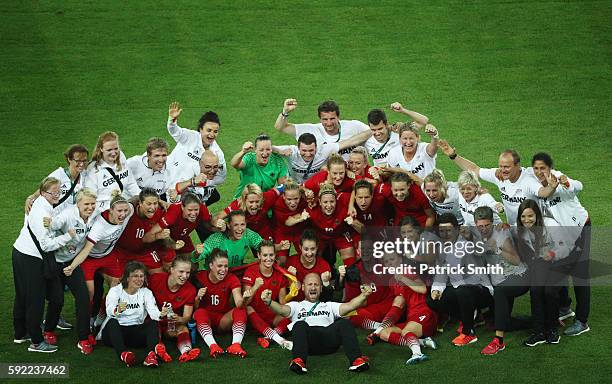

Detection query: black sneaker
xmin=523 ymin=332 xmax=546 ymax=347
xmin=546 ymin=329 xmax=560 ymax=344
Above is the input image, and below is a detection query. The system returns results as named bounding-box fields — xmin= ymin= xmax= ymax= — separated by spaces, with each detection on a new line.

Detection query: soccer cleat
xmin=155 ymin=343 xmax=173 ymax=362
xmin=121 ymin=351 xmax=136 ymax=367
xmin=349 ymin=356 xmax=370 ymax=372
xmin=209 ymin=343 xmax=225 ymax=358
xmin=88 ymin=334 xmax=97 ymax=346
xmin=178 ymin=347 xmax=201 ymax=363
xmin=77 ymin=340 xmax=94 ymax=355
xmin=57 ymin=317 xmax=74 ymax=330
xmin=226 ymin=343 xmax=247 ymax=358
xmin=421 ymin=337 xmax=438 ymax=350
xmin=523 ymin=332 xmax=547 ymax=347
xmin=481 ymin=338 xmax=505 ymax=355
xmin=289 ymin=358 xmax=308 ymax=374
xmin=280 ymin=340 xmax=293 ymax=351
xmin=13 ymin=335 xmax=31 ymax=344
xmin=257 ymin=337 xmax=270 ymax=349
xmin=143 ymin=351 xmax=159 ymax=367
xmin=43 ymin=331 xmax=58 ymax=345
xmin=406 ymin=353 xmax=429 ymax=365
xmin=558 ymin=306 xmax=575 ymax=321
xmin=366 ymin=332 xmax=379 ymax=345
xmin=28 ymin=341 xmax=58 ymax=353
xmin=452 ymin=333 xmax=478 ymax=346
xmin=564 ymin=320 xmax=590 ymax=336
xmin=546 ymin=329 xmax=560 ymax=344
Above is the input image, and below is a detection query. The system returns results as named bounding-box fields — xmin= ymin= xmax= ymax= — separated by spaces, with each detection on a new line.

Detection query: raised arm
xmin=63 ymin=240 xmax=94 ymax=276
xmin=390 ymin=102 xmax=429 ymax=128
xmin=274 ymin=99 xmax=298 ymax=136
xmin=230 ymin=142 xmax=254 ymax=170
xmin=166 ymin=101 xmax=190 ymax=145
xmin=439 ymin=140 xmax=481 ymax=175
xmin=260 ymin=289 xmax=292 ymax=317
xmin=337 ymin=130 xmax=372 ymax=151
xmin=339 ymin=285 xmax=372 ymax=316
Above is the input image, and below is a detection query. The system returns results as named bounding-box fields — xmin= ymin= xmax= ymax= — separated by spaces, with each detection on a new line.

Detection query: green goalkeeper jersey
xmin=194 ymin=229 xmax=263 ymax=268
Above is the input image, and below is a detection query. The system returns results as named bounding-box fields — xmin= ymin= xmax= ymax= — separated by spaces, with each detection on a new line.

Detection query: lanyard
xmin=373 ymin=135 xmax=391 ymax=156
xmin=333 ymin=122 xmax=342 ymax=143
xmin=306 ymin=301 xmax=320 ymax=317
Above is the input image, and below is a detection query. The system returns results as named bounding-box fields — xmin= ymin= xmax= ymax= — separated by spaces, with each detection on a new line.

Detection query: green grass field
xmin=1 ymin=1 xmax=611 ymax=383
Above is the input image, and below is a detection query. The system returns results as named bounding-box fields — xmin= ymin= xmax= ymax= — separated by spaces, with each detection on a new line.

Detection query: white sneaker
xmin=280 ymin=340 xmax=293 ymax=351
xmin=420 ymin=337 xmax=438 ymax=350
xmin=406 ymin=353 xmax=428 ymax=365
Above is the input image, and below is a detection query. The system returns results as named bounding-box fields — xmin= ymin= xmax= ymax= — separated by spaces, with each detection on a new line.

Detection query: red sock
xmin=388 ymin=332 xmax=419 ymax=347
xmin=232 ymin=308 xmax=247 ymax=344
xmin=381 ymin=305 xmax=403 ymax=328
xmin=350 ymin=313 xmax=380 ymax=329
xmin=273 ymin=317 xmax=290 ymax=335
xmin=248 ymin=311 xmax=273 ymax=337
xmin=176 ymin=331 xmax=191 ymax=354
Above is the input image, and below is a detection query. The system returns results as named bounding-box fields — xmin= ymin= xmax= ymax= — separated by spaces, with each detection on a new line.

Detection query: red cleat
xmin=121 ymin=351 xmax=136 ymax=367
xmin=155 ymin=343 xmax=172 ymax=362
xmin=88 ymin=334 xmax=97 ymax=346
xmin=226 ymin=343 xmax=247 ymax=358
xmin=77 ymin=340 xmax=93 ymax=355
xmin=452 ymin=333 xmax=478 ymax=346
xmin=43 ymin=331 xmax=58 ymax=345
xmin=257 ymin=337 xmax=270 ymax=349
xmin=209 ymin=343 xmax=224 ymax=358
xmin=143 ymin=351 xmax=159 ymax=367
xmin=366 ymin=332 xmax=379 ymax=345
xmin=179 ymin=348 xmax=201 ymax=363
xmin=481 ymin=338 xmax=505 ymax=355
xmin=349 ymin=356 xmax=370 ymax=372
xmin=289 ymin=358 xmax=307 ymax=374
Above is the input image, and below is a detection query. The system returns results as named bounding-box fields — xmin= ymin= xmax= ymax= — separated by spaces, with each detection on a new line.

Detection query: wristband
xmin=281 ymin=111 xmax=289 ymax=118
xmin=449 ymin=152 xmax=457 ymax=160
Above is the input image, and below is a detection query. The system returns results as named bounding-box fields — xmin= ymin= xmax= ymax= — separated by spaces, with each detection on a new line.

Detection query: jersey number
xmin=210 ymin=295 xmax=220 ymax=306
xmin=135 ymin=228 xmax=145 ymax=238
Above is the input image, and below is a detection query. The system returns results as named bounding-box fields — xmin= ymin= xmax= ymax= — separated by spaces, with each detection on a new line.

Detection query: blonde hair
xmin=75 ymin=188 xmax=97 ymax=202
xmin=326 ymin=153 xmax=345 ymax=170
xmin=109 ymin=193 xmax=128 ymax=209
xmin=350 ymin=146 xmax=368 ymax=162
xmin=39 ymin=177 xmax=60 ymax=194
xmin=318 ymin=183 xmax=337 ymax=198
xmin=284 ymin=179 xmax=301 ymax=193
xmin=457 ymin=170 xmax=481 ymax=189
xmin=398 ymin=121 xmax=420 ymax=138
xmin=238 ymin=183 xmax=263 ymax=211
xmin=423 ymin=169 xmax=448 ymax=200
xmin=92 ymin=131 xmax=122 ymax=171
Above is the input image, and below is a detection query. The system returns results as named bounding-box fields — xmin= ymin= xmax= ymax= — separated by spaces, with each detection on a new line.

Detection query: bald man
xmin=262 ymin=273 xmax=372 ymax=375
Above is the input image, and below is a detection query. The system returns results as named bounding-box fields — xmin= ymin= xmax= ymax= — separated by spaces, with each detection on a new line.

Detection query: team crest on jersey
xmin=271 ymin=281 xmax=278 ymax=286
xmin=175 ymin=296 xmax=183 ymax=302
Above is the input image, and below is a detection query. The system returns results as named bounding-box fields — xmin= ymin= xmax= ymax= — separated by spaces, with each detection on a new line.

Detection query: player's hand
xmin=254 ymin=277 xmax=264 ymax=288
xmin=321 ymin=271 xmax=331 ymax=284
xmin=242 ymin=288 xmax=253 ymax=299
xmin=459 ymin=226 xmax=472 ymax=241
xmin=215 ymin=219 xmax=226 ymax=231
xmin=174 ymin=240 xmax=185 ymax=250
xmin=547 ymin=172 xmax=559 ymax=189
xmin=260 ymin=289 xmax=273 ymax=305
xmin=345 ymin=216 xmax=354 ymax=226
xmin=287 ymin=266 xmax=297 ymax=276
xmin=156 ymin=229 xmax=171 ymax=240
xmin=42 ymin=216 xmax=52 ymax=229
xmin=424 ymin=124 xmax=438 ymax=138
xmin=300 ymin=210 xmax=310 ymax=222
xmin=496 ymin=222 xmax=510 ymax=231
xmin=169 ymin=101 xmax=182 ymax=120
xmin=360 ymin=284 xmax=373 ymax=297
xmin=346 ymin=170 xmax=355 ymax=180
xmin=63 ymin=265 xmax=74 ymax=277
xmin=118 ymin=301 xmax=128 ymax=313
xmin=195 ymin=243 xmax=205 ymax=255
xmin=195 ymin=173 xmax=207 ymax=185
xmin=494 ymin=202 xmax=504 ymax=213
xmin=431 ymin=290 xmax=441 ymax=300
xmin=390 ymin=102 xmax=405 ymax=113
xmin=369 ymin=167 xmax=381 ymax=181
xmin=159 ymin=304 xmax=169 ymax=317
xmin=68 ymin=228 xmax=77 ymax=238
xmin=279 ymin=240 xmax=290 ymax=250
xmin=478 ymin=187 xmax=489 ymax=195
xmin=197 ymin=287 xmax=207 ymax=300
xmin=242 ymin=142 xmax=254 ymax=153
xmin=438 ymin=140 xmax=455 ymax=157
xmin=347 ymin=205 xmax=357 ymax=218
xmin=283 ymin=99 xmax=297 ymax=114
xmin=388 ymin=122 xmax=400 ymax=133
xmin=338 ymin=265 xmax=346 ymax=279
xmin=167 ymin=188 xmax=178 ymax=202
xmin=25 ymin=196 xmax=36 ymax=214
xmin=277 ymin=147 xmax=293 ymax=157
xmin=303 ymin=188 xmax=314 ymax=201
xmin=559 ymin=174 xmax=569 ymax=188
xmin=495 ymin=169 xmax=503 ymax=181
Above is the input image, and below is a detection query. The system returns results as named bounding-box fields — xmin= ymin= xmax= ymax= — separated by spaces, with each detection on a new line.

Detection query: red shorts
xmin=81 ymin=255 xmax=122 ymax=281
xmin=250 ymin=305 xmax=277 ymax=325
xmin=193 ymin=307 xmax=227 ymax=329
xmin=356 ymin=298 xmax=395 ymax=322
xmin=396 ymin=305 xmax=438 ymax=337
xmin=320 ymin=231 xmax=354 ymax=251
xmin=114 ymin=247 xmax=173 ymax=272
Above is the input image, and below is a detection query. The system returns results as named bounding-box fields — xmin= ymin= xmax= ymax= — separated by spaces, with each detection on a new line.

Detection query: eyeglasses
xmin=44 ymin=191 xmax=62 ymax=198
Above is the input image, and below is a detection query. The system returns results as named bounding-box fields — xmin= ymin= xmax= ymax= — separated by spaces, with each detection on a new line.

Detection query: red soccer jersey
xmin=304 ymin=170 xmax=355 ymax=195
xmin=224 ymin=189 xmax=277 ymax=239
xmin=378 ymin=182 xmax=431 ymax=226
xmin=338 ymin=191 xmax=390 ymax=228
xmin=148 ymin=272 xmax=196 ymax=316
xmin=394 ymin=280 xmax=429 ymax=312
xmin=158 ymin=203 xmax=211 ymax=249
xmin=242 ymin=264 xmax=288 ymax=313
xmin=272 ymin=194 xmax=308 ymax=239
xmin=285 ymin=255 xmax=331 ymax=301
xmin=306 ymin=201 xmax=351 ymax=241
xmin=354 ymin=165 xmax=378 ymax=181
xmin=116 ymin=205 xmax=164 ymax=253
xmin=194 ymin=271 xmax=241 ymax=314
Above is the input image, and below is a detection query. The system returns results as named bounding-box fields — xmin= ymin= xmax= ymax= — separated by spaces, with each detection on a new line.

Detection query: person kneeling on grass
xmin=261 ymin=273 xmax=372 ymax=375
xmin=98 ymin=261 xmax=169 ymax=367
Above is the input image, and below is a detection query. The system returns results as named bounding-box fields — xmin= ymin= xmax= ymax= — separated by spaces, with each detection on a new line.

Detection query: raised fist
xmin=175 ymin=240 xmax=185 ymax=250
xmin=242 ymin=142 xmax=254 ymax=153
xmin=283 ymin=99 xmax=298 ymax=113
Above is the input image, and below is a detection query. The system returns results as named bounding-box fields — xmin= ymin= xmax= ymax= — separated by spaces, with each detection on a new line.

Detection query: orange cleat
xmin=209 ymin=343 xmax=224 ymax=358
xmin=257 ymin=337 xmax=270 ymax=349
xmin=155 ymin=343 xmax=173 ymax=362
xmin=143 ymin=351 xmax=159 ymax=367
xmin=452 ymin=333 xmax=478 ymax=346
xmin=226 ymin=343 xmax=247 ymax=358
xmin=179 ymin=347 xmax=201 ymax=363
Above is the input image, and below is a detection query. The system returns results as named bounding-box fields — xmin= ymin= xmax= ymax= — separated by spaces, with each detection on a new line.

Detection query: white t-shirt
xmin=127 ymin=153 xmax=173 ymax=197
xmin=294 ymin=120 xmax=369 ymax=161
xmin=47 ymin=167 xmax=85 ymax=211
xmin=425 ymin=182 xmax=464 ymax=224
xmin=13 ymin=197 xmax=56 ymax=259
xmin=479 ymin=228 xmax=527 ymax=286
xmin=276 ymin=143 xmax=339 ymax=184
xmin=524 ymin=168 xmax=589 ymax=228
xmin=84 ymin=152 xmax=141 ymax=211
xmin=386 ymin=142 xmax=436 ymax=180
xmin=49 ymin=205 xmax=95 ymax=263
xmin=97 ymin=285 xmax=162 ymax=339
xmin=166 ymin=120 xmax=227 ymax=187
xmin=459 ymin=193 xmax=502 ymax=226
xmin=86 ymin=206 xmax=134 ymax=258
xmin=479 ymin=168 xmax=542 ymax=226
xmin=364 ymin=132 xmax=400 ymax=166
xmin=287 ymin=300 xmax=342 ymax=329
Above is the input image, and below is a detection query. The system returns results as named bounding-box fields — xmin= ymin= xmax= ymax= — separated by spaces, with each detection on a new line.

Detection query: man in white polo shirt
xmin=439 ymin=142 xmax=556 ymax=226
xmin=261 ymin=273 xmax=372 ymax=375
xmin=274 ymin=99 xmax=370 ymax=161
